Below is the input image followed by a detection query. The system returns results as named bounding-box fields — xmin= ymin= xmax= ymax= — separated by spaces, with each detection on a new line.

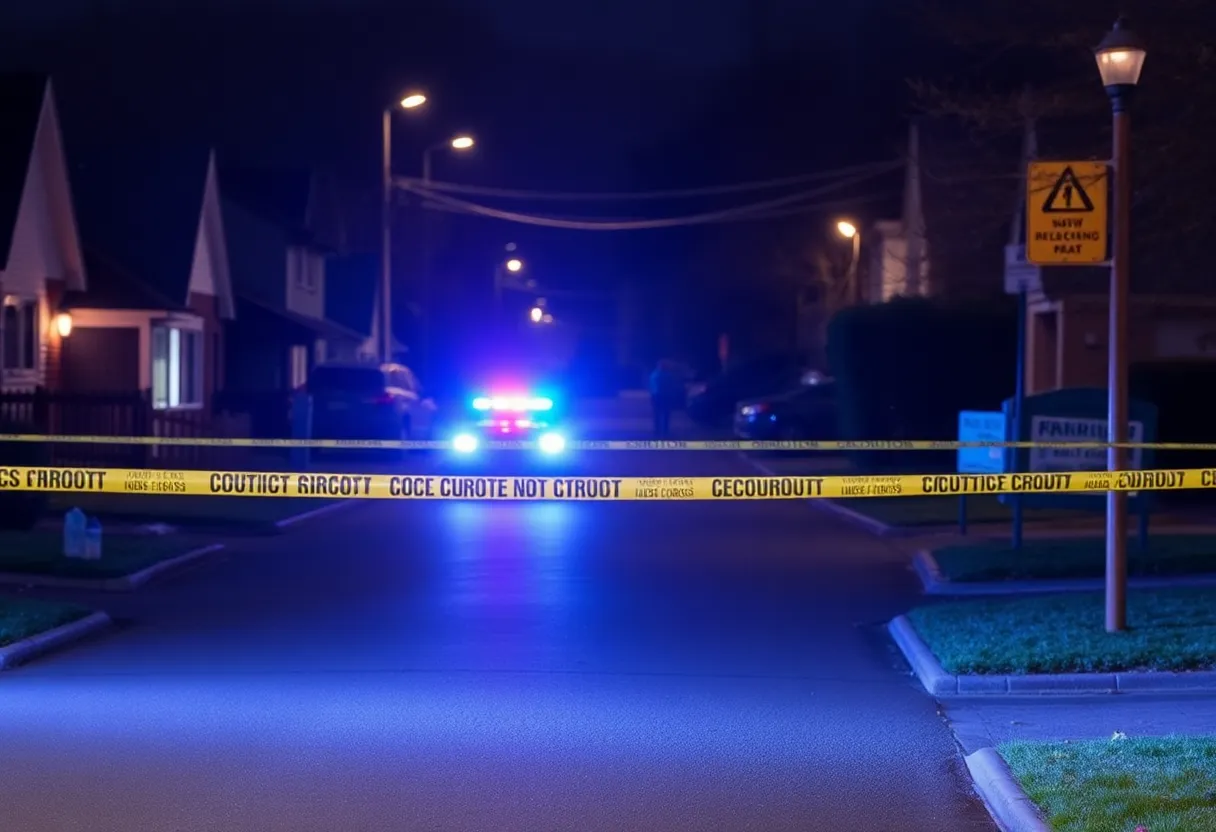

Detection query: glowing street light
xmin=381 ymin=88 xmax=429 ymax=363
xmin=423 ymin=134 xmax=476 ymax=182
xmin=506 ymin=258 xmax=523 ymax=273
xmin=530 ymin=306 xmax=544 ymax=323
xmin=835 ymin=218 xmax=861 ymax=303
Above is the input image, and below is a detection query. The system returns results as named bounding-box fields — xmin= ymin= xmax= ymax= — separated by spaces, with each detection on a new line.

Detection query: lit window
xmin=151 ymin=324 xmax=203 ymax=409
xmin=2 ymin=297 xmax=38 ymax=371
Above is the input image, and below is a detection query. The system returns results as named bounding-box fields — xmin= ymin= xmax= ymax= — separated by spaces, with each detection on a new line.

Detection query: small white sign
xmin=958 ymin=410 xmax=1007 ymax=474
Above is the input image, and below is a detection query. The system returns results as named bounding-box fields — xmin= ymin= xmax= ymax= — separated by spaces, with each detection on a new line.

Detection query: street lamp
xmin=381 ymin=90 xmax=428 ymax=363
xmin=505 ymin=258 xmax=523 ymax=273
xmin=530 ymin=306 xmax=544 ymax=323
xmin=835 ymin=219 xmax=861 ymax=304
xmin=1095 ymin=17 xmax=1146 ymax=633
xmin=422 ymin=134 xmax=476 ymax=183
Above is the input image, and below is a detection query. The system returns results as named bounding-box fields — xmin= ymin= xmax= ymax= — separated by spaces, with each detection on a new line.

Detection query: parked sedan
xmin=686 ymin=353 xmax=810 ymax=426
xmin=734 ymin=381 xmax=838 ymax=441
xmin=306 ymin=362 xmax=437 ymax=442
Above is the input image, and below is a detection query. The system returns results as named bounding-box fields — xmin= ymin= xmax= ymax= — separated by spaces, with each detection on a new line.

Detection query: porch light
xmin=54 ymin=312 xmax=73 ymax=338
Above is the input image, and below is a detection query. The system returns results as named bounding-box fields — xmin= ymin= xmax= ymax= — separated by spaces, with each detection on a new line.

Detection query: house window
xmin=2 ymin=297 xmax=38 ymax=372
xmin=290 ymin=248 xmax=317 ymax=292
xmin=151 ymin=325 xmax=203 ymax=409
xmin=289 ymin=344 xmax=309 ymax=389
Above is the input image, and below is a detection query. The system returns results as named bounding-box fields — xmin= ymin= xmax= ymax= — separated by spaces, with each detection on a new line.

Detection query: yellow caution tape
xmin=0 ymin=433 xmax=1213 ymax=452
xmin=0 ymin=466 xmax=1208 ymax=500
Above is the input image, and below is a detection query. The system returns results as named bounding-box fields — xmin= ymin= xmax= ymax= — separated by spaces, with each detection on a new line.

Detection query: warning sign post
xmin=1026 ymin=161 xmax=1110 ymax=265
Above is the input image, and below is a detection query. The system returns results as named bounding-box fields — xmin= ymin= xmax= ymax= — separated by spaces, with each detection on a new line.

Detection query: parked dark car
xmin=306 ymin=362 xmax=437 ymax=441
xmin=734 ymin=380 xmax=838 ymax=441
xmin=685 ymin=354 xmax=810 ymax=426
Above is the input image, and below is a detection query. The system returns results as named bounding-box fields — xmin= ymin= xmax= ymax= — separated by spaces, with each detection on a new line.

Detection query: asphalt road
xmin=0 ymin=436 xmax=995 ymax=830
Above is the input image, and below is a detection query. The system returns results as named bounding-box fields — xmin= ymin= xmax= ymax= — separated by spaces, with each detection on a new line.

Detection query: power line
xmin=419 ymin=190 xmax=898 ymax=224
xmin=392 ymin=159 xmax=904 ymax=201
xmin=398 ymin=163 xmax=903 ymax=231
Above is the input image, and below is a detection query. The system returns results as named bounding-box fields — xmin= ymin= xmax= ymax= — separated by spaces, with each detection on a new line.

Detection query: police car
xmin=449 ymin=392 xmax=566 ymax=455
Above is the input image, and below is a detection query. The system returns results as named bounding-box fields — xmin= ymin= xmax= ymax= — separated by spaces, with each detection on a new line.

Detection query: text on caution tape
xmin=0 ymin=466 xmax=1210 ymax=500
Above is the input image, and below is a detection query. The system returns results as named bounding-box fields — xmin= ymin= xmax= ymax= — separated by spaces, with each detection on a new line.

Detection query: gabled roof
xmin=0 ymin=74 xmax=49 ymax=268
xmin=68 ymin=142 xmax=214 ymax=307
xmin=220 ymin=195 xmax=289 ymax=306
xmin=324 ymin=252 xmax=376 ymax=338
xmin=61 ymin=248 xmax=188 ymax=312
xmin=218 ymin=163 xmax=317 ymax=245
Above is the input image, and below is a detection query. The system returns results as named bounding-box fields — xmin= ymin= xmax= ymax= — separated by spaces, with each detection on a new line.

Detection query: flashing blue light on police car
xmin=530 ymin=397 xmax=554 ymax=411
xmin=453 ymin=433 xmax=479 ymax=453
xmin=538 ymin=431 xmax=566 ymax=455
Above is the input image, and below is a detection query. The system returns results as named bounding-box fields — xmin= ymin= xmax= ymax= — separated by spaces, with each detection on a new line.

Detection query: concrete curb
xmin=0 ymin=543 xmax=226 ymax=592
xmin=914 ymin=549 xmax=1216 ymax=596
xmin=888 ymin=614 xmax=1216 ymax=694
xmin=0 ymin=611 xmax=111 ymax=669
xmin=274 ymin=499 xmax=358 ymax=529
xmin=964 ymin=748 xmax=1051 ymax=832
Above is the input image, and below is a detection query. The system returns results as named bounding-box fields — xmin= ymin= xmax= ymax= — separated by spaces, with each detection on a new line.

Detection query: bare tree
xmin=911 ymin=0 xmax=1216 ymax=268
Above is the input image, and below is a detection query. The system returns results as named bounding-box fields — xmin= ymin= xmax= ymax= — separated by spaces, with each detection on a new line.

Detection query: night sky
xmin=0 ymin=0 xmax=915 ymax=370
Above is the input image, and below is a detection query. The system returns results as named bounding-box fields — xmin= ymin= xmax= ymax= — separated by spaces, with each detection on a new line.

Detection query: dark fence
xmin=0 ymin=388 xmax=248 ymax=469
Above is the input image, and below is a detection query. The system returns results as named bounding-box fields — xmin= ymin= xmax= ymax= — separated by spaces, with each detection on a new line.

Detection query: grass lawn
xmin=1001 ymin=735 xmax=1216 ymax=832
xmin=0 ymin=530 xmax=208 ymax=580
xmin=933 ymin=534 xmax=1216 ymax=583
xmin=907 ymin=588 xmax=1216 ymax=675
xmin=834 ymin=493 xmax=1084 ymax=527
xmin=0 ymin=596 xmax=92 ymax=647
xmin=49 ymin=493 xmax=334 ymax=528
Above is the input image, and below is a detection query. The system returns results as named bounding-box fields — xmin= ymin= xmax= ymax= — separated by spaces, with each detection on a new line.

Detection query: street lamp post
xmin=381 ymin=91 xmax=427 ymax=364
xmin=1095 ymin=18 xmax=1147 ymax=633
xmin=836 ymin=220 xmax=861 ymax=304
xmin=421 ymin=134 xmax=475 ymax=185
xmin=493 ymin=250 xmax=523 ymax=317
xmin=418 ymin=134 xmax=475 ymax=382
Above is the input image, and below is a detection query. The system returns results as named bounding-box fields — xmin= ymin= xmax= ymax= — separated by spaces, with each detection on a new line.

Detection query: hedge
xmin=825 ymin=297 xmax=1018 ymax=471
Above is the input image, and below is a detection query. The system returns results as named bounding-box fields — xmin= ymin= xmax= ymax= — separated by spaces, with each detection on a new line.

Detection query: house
xmin=217 ymin=166 xmax=368 ymax=390
xmin=1006 ymin=119 xmax=1216 ymax=394
xmin=876 ymin=114 xmax=1216 ymax=397
xmin=220 ymin=195 xmax=368 ymax=386
xmin=58 ymin=142 xmax=235 ymax=412
xmin=865 ymin=118 xmax=1020 ymax=304
xmin=325 ymin=251 xmax=387 ymax=363
xmin=0 ymin=74 xmax=86 ymax=392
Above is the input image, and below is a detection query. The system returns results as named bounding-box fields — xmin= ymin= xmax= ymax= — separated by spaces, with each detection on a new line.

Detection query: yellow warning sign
xmin=1027 ymin=161 xmax=1109 ymax=265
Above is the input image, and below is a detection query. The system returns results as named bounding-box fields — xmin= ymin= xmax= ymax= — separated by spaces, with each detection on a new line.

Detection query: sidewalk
xmin=944 ymin=693 xmax=1216 ymax=755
